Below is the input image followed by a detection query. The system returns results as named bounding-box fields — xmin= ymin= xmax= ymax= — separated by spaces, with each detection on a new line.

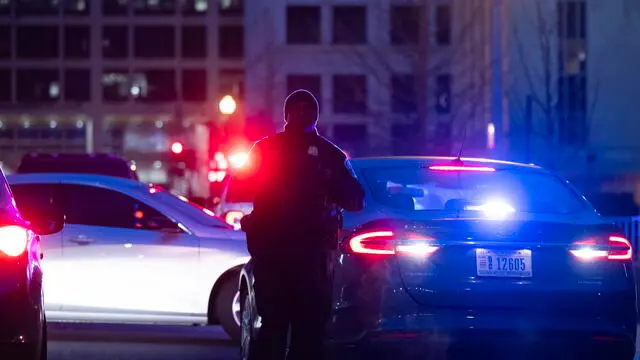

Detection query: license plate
xmin=476 ymin=249 xmax=532 ymax=278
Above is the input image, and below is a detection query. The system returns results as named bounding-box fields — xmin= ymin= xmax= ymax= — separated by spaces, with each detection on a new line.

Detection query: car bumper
xmin=329 ymin=330 xmax=635 ymax=360
xmin=327 ymin=310 xmax=636 ymax=360
xmin=0 ymin=285 xmax=43 ymax=346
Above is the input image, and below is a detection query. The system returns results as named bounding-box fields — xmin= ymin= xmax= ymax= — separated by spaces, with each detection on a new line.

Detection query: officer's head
xmin=284 ymin=89 xmax=319 ymax=132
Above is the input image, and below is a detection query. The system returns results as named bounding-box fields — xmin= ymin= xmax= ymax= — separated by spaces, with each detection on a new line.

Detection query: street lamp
xmin=218 ymin=95 xmax=237 ymax=115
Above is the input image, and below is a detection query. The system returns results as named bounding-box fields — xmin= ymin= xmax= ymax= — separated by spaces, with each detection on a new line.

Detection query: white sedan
xmin=7 ymin=173 xmax=249 ymax=341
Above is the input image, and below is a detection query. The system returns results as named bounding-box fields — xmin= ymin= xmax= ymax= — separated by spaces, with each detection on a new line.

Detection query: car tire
xmin=19 ymin=317 xmax=46 ymax=360
xmin=40 ymin=320 xmax=47 ymax=360
xmin=215 ymin=276 xmax=241 ymax=342
xmin=240 ymin=294 xmax=253 ymax=360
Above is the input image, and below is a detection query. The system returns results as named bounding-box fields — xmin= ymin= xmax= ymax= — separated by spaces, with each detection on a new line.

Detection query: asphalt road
xmin=44 ymin=266 xmax=640 ymax=360
xmin=48 ymin=323 xmax=239 ymax=360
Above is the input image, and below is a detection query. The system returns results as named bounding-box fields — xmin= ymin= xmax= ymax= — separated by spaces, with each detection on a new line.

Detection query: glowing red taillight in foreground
xmin=428 ymin=165 xmax=495 ymax=172
xmin=0 ymin=225 xmax=29 ymax=257
xmin=348 ymin=231 xmax=439 ymax=256
xmin=570 ymin=236 xmax=632 ymax=261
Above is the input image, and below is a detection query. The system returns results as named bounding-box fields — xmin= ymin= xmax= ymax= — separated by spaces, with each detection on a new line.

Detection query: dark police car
xmin=240 ymin=157 xmax=638 ymax=360
xmin=0 ymin=167 xmax=64 ymax=359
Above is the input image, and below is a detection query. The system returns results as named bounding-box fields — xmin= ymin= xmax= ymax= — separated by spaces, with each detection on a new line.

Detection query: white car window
xmin=151 ymin=189 xmax=231 ymax=228
xmin=61 ymin=184 xmax=179 ymax=231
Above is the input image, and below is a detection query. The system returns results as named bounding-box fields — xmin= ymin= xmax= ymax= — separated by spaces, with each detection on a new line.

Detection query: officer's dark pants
xmin=249 ymin=252 xmax=333 ymax=360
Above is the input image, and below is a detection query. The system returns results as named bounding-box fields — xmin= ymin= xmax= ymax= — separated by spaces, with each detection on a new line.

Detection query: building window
xmin=182 ymin=26 xmax=207 ymax=58
xmin=219 ymin=69 xmax=244 ymax=99
xmin=219 ymin=0 xmax=242 ymax=16
xmin=182 ymin=69 xmax=207 ymax=102
xmin=435 ymin=74 xmax=452 ymax=114
xmin=63 ymin=0 xmax=89 ymax=15
xmin=64 ymin=69 xmax=91 ymax=102
xmin=134 ymin=26 xmax=175 ymax=58
xmin=64 ymin=26 xmax=90 ymax=59
xmin=333 ymin=124 xmax=368 ymax=156
xmin=103 ymin=0 xmax=128 ymax=15
xmin=0 ymin=69 xmax=11 ymax=102
xmin=558 ymin=1 xmax=586 ymax=40
xmin=133 ymin=69 xmax=177 ymax=102
xmin=0 ymin=1 xmax=10 ymax=15
xmin=558 ymin=75 xmax=587 ymax=145
xmin=17 ymin=26 xmax=58 ymax=59
xmin=0 ymin=26 xmax=10 ymax=59
xmin=435 ymin=4 xmax=451 ymax=46
xmin=391 ymin=74 xmax=417 ymax=114
xmin=17 ymin=69 xmax=60 ymax=103
xmin=133 ymin=0 xmax=176 ymax=15
xmin=182 ymin=0 xmax=208 ymax=15
xmin=219 ymin=26 xmax=244 ymax=59
xmin=103 ymin=26 xmax=128 ymax=59
xmin=102 ymin=69 xmax=130 ymax=102
xmin=287 ymin=75 xmax=322 ymax=111
xmin=287 ymin=6 xmax=321 ymax=45
xmin=332 ymin=75 xmax=367 ymax=114
xmin=333 ymin=6 xmax=367 ymax=45
xmin=16 ymin=0 xmax=58 ymax=16
xmin=390 ymin=5 xmax=420 ymax=45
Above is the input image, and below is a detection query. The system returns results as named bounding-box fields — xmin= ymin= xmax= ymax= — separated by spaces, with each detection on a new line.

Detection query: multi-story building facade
xmin=244 ymin=0 xmax=501 ymax=158
xmin=0 ymin=0 xmax=245 ymax=191
xmin=507 ymin=0 xmax=640 ymax=195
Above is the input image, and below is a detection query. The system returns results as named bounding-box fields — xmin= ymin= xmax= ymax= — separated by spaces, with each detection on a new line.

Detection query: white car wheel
xmin=215 ymin=277 xmax=242 ymax=342
xmin=232 ymin=291 xmax=241 ymax=326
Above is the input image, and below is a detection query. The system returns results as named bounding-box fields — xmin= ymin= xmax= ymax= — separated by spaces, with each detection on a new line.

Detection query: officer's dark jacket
xmin=238 ymin=128 xmax=364 ymax=258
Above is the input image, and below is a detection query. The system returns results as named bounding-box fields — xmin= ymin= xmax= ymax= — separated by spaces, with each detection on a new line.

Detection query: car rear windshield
xmin=361 ymin=166 xmax=588 ymax=215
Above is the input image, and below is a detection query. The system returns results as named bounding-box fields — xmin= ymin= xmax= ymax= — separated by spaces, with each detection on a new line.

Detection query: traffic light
xmin=169 ymin=141 xmax=196 ymax=170
xmin=170 ymin=141 xmax=184 ymax=154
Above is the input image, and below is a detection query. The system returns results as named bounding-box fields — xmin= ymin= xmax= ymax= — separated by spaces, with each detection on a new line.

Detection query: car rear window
xmin=361 ymin=166 xmax=588 ymax=215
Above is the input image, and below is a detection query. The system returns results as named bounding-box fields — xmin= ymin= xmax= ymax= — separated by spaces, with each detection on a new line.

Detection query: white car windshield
xmin=151 ymin=189 xmax=231 ymax=228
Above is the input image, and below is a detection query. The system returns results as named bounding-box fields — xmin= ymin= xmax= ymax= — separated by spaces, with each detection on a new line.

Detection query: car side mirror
xmin=27 ymin=206 xmax=65 ymax=236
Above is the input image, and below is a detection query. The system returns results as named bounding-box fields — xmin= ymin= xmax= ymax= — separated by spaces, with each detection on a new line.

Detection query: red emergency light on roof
xmin=428 ymin=165 xmax=495 ymax=172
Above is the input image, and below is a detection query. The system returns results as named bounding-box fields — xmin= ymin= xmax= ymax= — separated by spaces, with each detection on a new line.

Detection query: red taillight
xmin=570 ymin=236 xmax=632 ymax=261
xmin=608 ymin=236 xmax=632 ymax=260
xmin=224 ymin=210 xmax=245 ymax=228
xmin=0 ymin=225 xmax=29 ymax=257
xmin=349 ymin=231 xmax=396 ymax=255
xmin=428 ymin=165 xmax=495 ymax=172
xmin=348 ymin=231 xmax=439 ymax=256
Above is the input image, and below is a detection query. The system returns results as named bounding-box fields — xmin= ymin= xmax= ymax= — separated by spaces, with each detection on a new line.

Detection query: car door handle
xmin=68 ymin=235 xmax=94 ymax=245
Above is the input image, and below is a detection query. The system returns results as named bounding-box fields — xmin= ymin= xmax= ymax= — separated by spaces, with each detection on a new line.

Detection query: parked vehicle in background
xmin=240 ymin=156 xmax=637 ymax=360
xmin=17 ymin=153 xmax=138 ymax=181
xmin=213 ymin=175 xmax=253 ymax=230
xmin=0 ymin=168 xmax=65 ymax=360
xmin=8 ymin=173 xmax=248 ymax=342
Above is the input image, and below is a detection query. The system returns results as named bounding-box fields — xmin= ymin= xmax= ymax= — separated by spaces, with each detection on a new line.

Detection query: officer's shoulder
xmin=315 ymin=135 xmax=347 ymax=160
xmin=254 ymin=133 xmax=285 ymax=149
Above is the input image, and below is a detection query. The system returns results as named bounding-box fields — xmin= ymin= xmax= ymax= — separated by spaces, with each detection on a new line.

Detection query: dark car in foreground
xmin=0 ymin=167 xmax=64 ymax=359
xmin=239 ymin=157 xmax=637 ymax=360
